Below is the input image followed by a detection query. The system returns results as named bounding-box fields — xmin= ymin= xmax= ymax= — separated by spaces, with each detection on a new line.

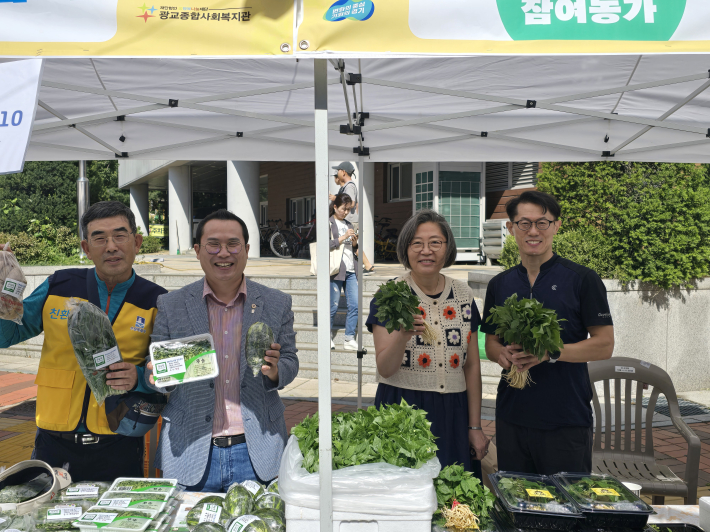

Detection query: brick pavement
xmin=0 ymin=371 xmax=708 ymax=505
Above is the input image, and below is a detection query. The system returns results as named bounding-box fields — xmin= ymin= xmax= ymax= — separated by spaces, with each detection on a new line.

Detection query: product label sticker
xmin=591 ymin=488 xmax=620 ymax=497
xmin=227 ymin=516 xmax=260 ymax=532
xmin=93 ymin=346 xmax=121 ymax=370
xmin=66 ymin=485 xmax=100 ymax=496
xmin=241 ymin=480 xmax=261 ymax=495
xmin=525 ymin=489 xmax=554 ymax=499
xmin=79 ymin=513 xmax=118 ymax=524
xmin=47 ymin=507 xmax=83 ymax=520
xmin=615 ymin=366 xmax=636 ymax=374
xmin=154 ymin=355 xmax=187 ymax=377
xmin=199 ymin=504 xmax=221 ymax=524
xmin=640 ymin=361 xmax=651 ymax=369
xmin=114 ymin=487 xmax=133 ymax=492
xmin=1 ymin=278 xmax=26 ymax=298
xmin=98 ymin=499 xmax=132 ymax=508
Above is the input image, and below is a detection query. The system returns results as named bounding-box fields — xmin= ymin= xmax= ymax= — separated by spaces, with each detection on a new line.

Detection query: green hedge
xmin=136 ymin=228 xmax=166 ymax=254
xmin=0 ymin=226 xmax=81 ymax=265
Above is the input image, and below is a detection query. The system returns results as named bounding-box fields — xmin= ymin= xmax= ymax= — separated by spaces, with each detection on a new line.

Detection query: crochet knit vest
xmin=376 ymin=272 xmax=476 ymax=393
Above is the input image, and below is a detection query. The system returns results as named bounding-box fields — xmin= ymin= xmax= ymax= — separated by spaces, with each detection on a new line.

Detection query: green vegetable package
xmin=66 ymin=298 xmax=125 ymax=406
xmin=150 ymin=334 xmax=218 ymax=387
xmin=246 ymin=323 xmax=274 ymax=378
xmin=374 ymin=280 xmax=437 ymax=345
xmin=485 ymin=294 xmax=565 ymax=389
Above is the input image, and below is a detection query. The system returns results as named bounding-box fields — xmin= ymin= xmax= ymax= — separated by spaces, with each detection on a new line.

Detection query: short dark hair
xmin=81 ymin=201 xmax=136 ymax=240
xmin=195 ymin=209 xmax=249 ymax=246
xmin=505 ymin=191 xmax=561 ymax=221
xmin=396 ymin=209 xmax=457 ymax=269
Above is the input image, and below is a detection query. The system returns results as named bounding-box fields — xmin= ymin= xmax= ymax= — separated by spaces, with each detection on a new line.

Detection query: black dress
xmin=366 ymin=287 xmax=483 ymax=481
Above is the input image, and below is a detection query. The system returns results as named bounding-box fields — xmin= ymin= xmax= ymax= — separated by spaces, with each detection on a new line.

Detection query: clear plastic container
xmin=150 ymin=334 xmax=218 ymax=387
xmin=58 ymin=482 xmax=112 ymax=502
xmin=553 ymin=473 xmax=654 ymax=529
xmin=489 ymin=472 xmax=582 ymax=531
xmin=33 ymin=502 xmax=92 ymax=530
xmin=73 ymin=506 xmax=158 ymax=532
xmin=108 ymin=479 xmax=179 ymax=496
xmin=96 ymin=492 xmax=170 ymax=513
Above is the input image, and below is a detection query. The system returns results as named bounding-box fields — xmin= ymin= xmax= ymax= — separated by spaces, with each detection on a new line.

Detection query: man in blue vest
xmin=481 ymin=191 xmax=615 ymax=475
xmin=0 ymin=201 xmax=166 ymax=480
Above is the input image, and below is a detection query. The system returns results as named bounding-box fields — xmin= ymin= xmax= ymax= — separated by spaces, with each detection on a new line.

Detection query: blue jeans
xmin=184 ymin=442 xmax=263 ymax=492
xmin=330 ymin=271 xmax=358 ymax=340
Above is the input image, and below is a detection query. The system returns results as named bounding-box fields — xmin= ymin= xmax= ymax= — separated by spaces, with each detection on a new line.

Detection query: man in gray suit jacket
xmin=145 ymin=209 xmax=298 ymax=490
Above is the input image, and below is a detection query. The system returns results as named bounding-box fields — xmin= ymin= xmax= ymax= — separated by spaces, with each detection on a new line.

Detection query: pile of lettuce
xmin=292 ymin=399 xmax=437 ymax=474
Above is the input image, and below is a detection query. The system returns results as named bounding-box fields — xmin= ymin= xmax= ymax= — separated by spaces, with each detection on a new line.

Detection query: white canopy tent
xmin=8 ymin=5 xmax=710 ymax=529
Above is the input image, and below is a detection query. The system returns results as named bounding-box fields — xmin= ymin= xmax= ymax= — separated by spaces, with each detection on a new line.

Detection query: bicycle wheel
xmin=270 ymin=230 xmax=296 ymax=258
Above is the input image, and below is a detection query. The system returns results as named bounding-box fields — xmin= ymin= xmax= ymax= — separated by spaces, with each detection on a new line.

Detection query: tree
xmin=87 ymin=160 xmax=129 ymax=205
xmin=535 ymin=162 xmax=710 ymax=288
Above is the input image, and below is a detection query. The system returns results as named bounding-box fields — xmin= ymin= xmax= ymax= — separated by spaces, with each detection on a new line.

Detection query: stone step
xmin=287 ymin=289 xmax=377 ymax=309
xmin=295 ymin=325 xmax=375 ymax=347
xmin=293 ymin=306 xmax=371 ymax=326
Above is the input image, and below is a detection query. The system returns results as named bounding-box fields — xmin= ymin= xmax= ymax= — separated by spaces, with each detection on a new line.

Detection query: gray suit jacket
xmin=144 ymin=277 xmax=298 ymax=485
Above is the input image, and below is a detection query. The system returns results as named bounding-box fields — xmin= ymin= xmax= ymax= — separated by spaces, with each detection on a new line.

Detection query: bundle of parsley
xmin=485 ymin=294 xmax=565 ymax=389
xmin=292 ymin=398 xmax=438 ymax=473
xmin=374 ymin=279 xmax=437 ymax=345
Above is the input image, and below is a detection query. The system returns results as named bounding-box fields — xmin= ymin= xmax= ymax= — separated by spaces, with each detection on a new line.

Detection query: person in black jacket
xmin=481 ymin=191 xmax=614 ymax=475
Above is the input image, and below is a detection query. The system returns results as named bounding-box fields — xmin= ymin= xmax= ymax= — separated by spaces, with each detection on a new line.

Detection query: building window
xmin=288 ymin=196 xmax=316 ymax=226
xmin=485 ymin=162 xmax=538 ymax=191
xmin=388 ymin=163 xmax=413 ymax=202
xmin=415 ymin=170 xmax=434 ymax=211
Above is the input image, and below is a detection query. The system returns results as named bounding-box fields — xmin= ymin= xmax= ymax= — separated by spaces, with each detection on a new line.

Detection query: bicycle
xmin=374 ymin=216 xmax=398 ymax=262
xmin=259 ymin=219 xmax=282 ymax=257
xmin=269 ymin=219 xmax=298 ymax=258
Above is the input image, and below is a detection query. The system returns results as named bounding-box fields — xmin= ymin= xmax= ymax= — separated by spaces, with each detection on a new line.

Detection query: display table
xmin=650 ymin=506 xmax=700 ymax=527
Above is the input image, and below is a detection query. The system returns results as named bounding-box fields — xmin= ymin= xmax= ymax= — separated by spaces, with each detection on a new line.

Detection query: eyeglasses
xmin=409 ymin=240 xmax=447 ymax=252
xmin=89 ymin=231 xmax=133 ymax=247
xmin=513 ymin=219 xmax=556 ymax=231
xmin=201 ymin=240 xmax=243 ymax=255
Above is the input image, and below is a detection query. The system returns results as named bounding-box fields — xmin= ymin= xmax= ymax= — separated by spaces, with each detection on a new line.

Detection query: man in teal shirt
xmin=0 ymin=201 xmax=166 ymax=480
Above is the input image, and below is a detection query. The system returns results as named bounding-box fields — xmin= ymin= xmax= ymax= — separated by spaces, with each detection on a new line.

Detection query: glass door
xmin=438 ymin=171 xmax=481 ymax=249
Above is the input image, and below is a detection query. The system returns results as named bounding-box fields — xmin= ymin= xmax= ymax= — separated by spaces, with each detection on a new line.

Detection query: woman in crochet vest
xmin=366 ymin=210 xmax=490 ymax=480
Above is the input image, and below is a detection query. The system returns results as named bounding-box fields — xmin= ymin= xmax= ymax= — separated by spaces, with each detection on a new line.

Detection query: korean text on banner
xmin=297 ymin=0 xmax=710 ymax=54
xmin=0 ymin=59 xmax=43 ymax=175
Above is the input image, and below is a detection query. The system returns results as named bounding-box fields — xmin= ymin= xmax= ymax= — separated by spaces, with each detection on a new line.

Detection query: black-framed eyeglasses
xmin=409 ymin=240 xmax=447 ymax=252
xmin=513 ymin=219 xmax=556 ymax=231
xmin=200 ymin=240 xmax=243 ymax=255
xmin=88 ymin=231 xmax=133 ymax=247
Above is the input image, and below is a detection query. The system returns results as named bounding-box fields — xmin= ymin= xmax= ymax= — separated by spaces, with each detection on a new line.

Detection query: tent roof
xmin=14 ymin=54 xmax=710 ymax=163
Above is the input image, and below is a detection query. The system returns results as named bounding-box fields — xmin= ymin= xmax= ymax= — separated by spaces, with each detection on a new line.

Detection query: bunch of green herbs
xmin=292 ymin=398 xmax=437 ymax=473
xmin=433 ymin=464 xmax=495 ymax=527
xmin=566 ymin=477 xmax=632 ymax=503
xmin=373 ymin=280 xmax=436 ymax=344
xmin=498 ymin=477 xmax=564 ymax=506
xmin=485 ymin=294 xmax=565 ymax=389
xmin=152 ymin=340 xmax=212 ymax=362
xmin=0 ymin=473 xmax=52 ymax=503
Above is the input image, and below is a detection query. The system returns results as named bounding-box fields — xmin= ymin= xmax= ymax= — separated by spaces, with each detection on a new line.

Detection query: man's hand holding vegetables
xmin=367 ymin=210 xmax=489 ymax=481
xmin=481 ymin=191 xmax=614 ymax=476
xmin=0 ymin=202 xmax=167 ymax=480
xmin=144 ymin=209 xmax=298 ymax=491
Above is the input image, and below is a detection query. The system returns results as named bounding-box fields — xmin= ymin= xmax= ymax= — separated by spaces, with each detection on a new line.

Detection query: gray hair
xmin=81 ymin=201 xmax=137 ymax=240
xmin=396 ymin=209 xmax=457 ymax=269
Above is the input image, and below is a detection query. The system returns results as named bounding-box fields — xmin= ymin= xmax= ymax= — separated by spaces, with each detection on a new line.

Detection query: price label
xmin=591 ymin=488 xmax=620 ymax=497
xmin=79 ymin=513 xmax=118 ymax=524
xmin=154 ymin=355 xmax=186 ymax=377
xmin=97 ymin=499 xmax=132 ymax=508
xmin=227 ymin=516 xmax=260 ymax=532
xmin=47 ymin=507 xmax=83 ymax=520
xmin=242 ymin=481 xmax=261 ymax=495
xmin=615 ymin=366 xmax=636 ymax=374
xmin=66 ymin=486 xmax=100 ymax=496
xmin=1 ymin=279 xmax=26 ymax=298
xmin=93 ymin=346 xmax=121 ymax=370
xmin=525 ymin=489 xmax=554 ymax=498
xmin=199 ymin=504 xmax=221 ymax=524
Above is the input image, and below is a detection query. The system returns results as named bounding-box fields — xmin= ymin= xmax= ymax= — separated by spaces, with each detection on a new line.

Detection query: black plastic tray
xmin=645 ymin=525 xmax=704 ymax=532
xmin=492 ymin=498 xmax=582 ymax=532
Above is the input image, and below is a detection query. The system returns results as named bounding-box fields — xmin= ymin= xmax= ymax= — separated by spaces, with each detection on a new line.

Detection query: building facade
xmin=119 ymin=160 xmax=539 ymax=261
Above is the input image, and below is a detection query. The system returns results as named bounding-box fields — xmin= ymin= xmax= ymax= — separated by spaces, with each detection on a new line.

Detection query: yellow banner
xmin=149 ymin=225 xmax=168 ymax=237
xmin=0 ymin=0 xmax=293 ymax=57
xmin=298 ymin=0 xmax=710 ymax=54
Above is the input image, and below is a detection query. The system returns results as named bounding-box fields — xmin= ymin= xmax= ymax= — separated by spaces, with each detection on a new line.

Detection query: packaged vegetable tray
xmin=33 ymin=502 xmax=92 ymax=530
xmin=553 ymin=473 xmax=654 ymax=529
xmin=96 ymin=493 xmax=170 ymax=513
xmin=489 ymin=472 xmax=582 ymax=531
xmin=73 ymin=507 xmax=158 ymax=532
xmin=59 ymin=482 xmax=112 ymax=502
xmin=150 ymin=334 xmax=218 ymax=387
xmin=0 ymin=512 xmax=33 ymax=532
xmin=108 ymin=479 xmax=179 ymax=496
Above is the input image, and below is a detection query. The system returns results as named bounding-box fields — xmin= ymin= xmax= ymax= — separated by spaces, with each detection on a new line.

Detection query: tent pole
xmin=77 ymin=160 xmax=89 ymax=259
xmin=357 ymin=155 xmax=364 ymax=411
xmin=314 ymin=58 xmax=333 ymax=532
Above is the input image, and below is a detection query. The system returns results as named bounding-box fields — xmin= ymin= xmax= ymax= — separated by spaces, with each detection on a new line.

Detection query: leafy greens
xmin=292 ymin=398 xmax=438 ymax=473
xmin=434 ymin=464 xmax=495 ymax=527
xmin=374 ymin=280 xmax=437 ymax=344
xmin=485 ymin=294 xmax=565 ymax=389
